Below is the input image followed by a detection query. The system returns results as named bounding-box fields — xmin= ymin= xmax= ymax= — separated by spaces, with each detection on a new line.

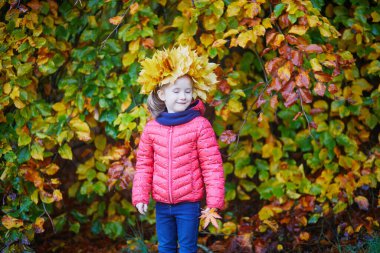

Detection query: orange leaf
xmin=314 ymin=82 xmax=326 ymax=96
xmin=284 ymin=92 xmax=298 ymax=107
xmin=109 ymin=16 xmax=123 ymax=25
xmin=129 ymin=2 xmax=139 ymax=15
xmin=281 ymin=80 xmax=295 ymax=99
xmin=277 ymin=61 xmax=293 ymax=82
xmin=270 ymin=95 xmax=278 ymax=109
xmin=291 ymin=50 xmax=303 ymax=66
xmin=33 ymin=217 xmax=45 ymax=233
xmin=296 ymin=69 xmax=310 ymax=88
xmin=299 ymin=88 xmax=312 ymax=103
xmin=142 ymin=38 xmax=154 ymax=49
xmin=299 ymin=44 xmax=324 ymax=53
xmin=265 ymin=57 xmax=286 ymax=75
xmin=314 ymin=71 xmax=332 ymax=82
xmin=266 ymin=30 xmax=277 ymax=45
xmin=2 ymin=215 xmax=23 ymax=229
xmin=267 ymin=77 xmax=282 ymax=93
xmin=328 ymin=83 xmax=338 ymax=94
xmin=300 ymin=231 xmax=310 ymax=241
xmin=286 ymin=34 xmax=308 ymax=45
xmin=293 ymin=112 xmax=302 ymax=121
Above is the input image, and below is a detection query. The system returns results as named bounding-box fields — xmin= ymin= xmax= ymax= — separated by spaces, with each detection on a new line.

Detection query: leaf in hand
xmin=200 ymin=208 xmax=222 ymax=229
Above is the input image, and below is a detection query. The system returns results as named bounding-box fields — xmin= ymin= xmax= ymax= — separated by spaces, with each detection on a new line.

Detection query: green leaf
xmin=93 ymin=181 xmax=107 ymax=196
xmin=17 ymin=63 xmax=33 ymax=76
xmin=18 ymin=133 xmax=31 ymax=147
xmin=274 ymin=3 xmax=286 ymax=18
xmin=104 ymin=221 xmax=124 ymax=240
xmin=53 ymin=214 xmax=67 ymax=233
xmin=31 ymin=143 xmax=44 ymax=160
xmin=69 ymin=222 xmax=80 ymax=234
xmin=17 ymin=147 xmax=31 ymax=164
xmin=58 ymin=143 xmax=73 ymax=160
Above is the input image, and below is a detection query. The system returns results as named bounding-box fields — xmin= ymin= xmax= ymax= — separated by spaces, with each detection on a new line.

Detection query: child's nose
xmin=179 ymin=92 xmax=186 ymax=99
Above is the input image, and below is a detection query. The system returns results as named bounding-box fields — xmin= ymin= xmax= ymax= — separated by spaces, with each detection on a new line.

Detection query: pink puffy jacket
xmin=132 ymin=100 xmax=225 ymax=209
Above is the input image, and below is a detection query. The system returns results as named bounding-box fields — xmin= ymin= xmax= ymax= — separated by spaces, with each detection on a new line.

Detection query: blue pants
xmin=155 ymin=201 xmax=201 ymax=253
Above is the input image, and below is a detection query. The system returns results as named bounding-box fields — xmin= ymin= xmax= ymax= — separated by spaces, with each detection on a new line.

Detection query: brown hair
xmin=147 ymin=86 xmax=167 ymax=118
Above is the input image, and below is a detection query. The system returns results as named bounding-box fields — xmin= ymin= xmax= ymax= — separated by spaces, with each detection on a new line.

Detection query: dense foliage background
xmin=1 ymin=0 xmax=379 ymax=252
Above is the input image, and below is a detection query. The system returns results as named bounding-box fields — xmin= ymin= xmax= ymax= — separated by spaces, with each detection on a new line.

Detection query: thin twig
xmin=225 ymin=79 xmax=271 ymax=159
xmin=253 ymin=48 xmax=269 ymax=84
xmin=297 ymin=89 xmax=315 ymax=139
xmin=100 ymin=0 xmax=137 ymax=50
xmin=74 ymin=0 xmax=83 ymax=7
xmin=42 ymin=201 xmax=56 ymax=234
xmin=227 ymin=46 xmax=271 ymax=158
xmin=197 ymin=243 xmax=213 ymax=253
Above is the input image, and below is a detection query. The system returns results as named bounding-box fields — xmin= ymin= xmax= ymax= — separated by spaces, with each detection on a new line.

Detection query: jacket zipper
xmin=168 ymin=126 xmax=173 ymax=203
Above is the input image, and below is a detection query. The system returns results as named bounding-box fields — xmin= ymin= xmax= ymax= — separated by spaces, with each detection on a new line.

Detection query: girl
xmin=132 ymin=46 xmax=225 ymax=253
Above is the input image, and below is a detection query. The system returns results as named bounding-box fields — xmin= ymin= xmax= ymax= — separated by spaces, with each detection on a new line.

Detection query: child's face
xmin=158 ymin=76 xmax=193 ymax=113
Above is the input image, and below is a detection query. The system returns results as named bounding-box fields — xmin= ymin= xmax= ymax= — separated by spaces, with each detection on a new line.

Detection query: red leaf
xmin=267 ymin=77 xmax=282 ymax=93
xmin=314 ymin=82 xmax=326 ymax=96
xmin=256 ymin=95 xmax=266 ymax=108
xmin=285 ymin=34 xmax=308 ymax=45
xmin=218 ymin=79 xmax=231 ymax=94
xmin=265 ymin=57 xmax=286 ymax=75
xmin=281 ymin=80 xmax=295 ymax=99
xmin=310 ymin=108 xmax=325 ymax=114
xmin=314 ymin=72 xmax=332 ymax=82
xmin=284 ymin=92 xmax=298 ymax=107
xmin=328 ymin=83 xmax=338 ymax=94
xmin=298 ymin=16 xmax=308 ymax=26
xmin=266 ymin=30 xmax=277 ymax=45
xmin=299 ymin=44 xmax=324 ymax=53
xmin=210 ymin=100 xmax=222 ymax=107
xmin=279 ymin=13 xmax=291 ymax=29
xmin=291 ymin=50 xmax=303 ymax=66
xmin=310 ymin=121 xmax=317 ymax=129
xmin=299 ymin=88 xmax=312 ymax=103
xmin=220 ymin=130 xmax=237 ymax=144
xmin=260 ymin=47 xmax=271 ymax=57
xmin=295 ymin=69 xmax=310 ymax=88
xmin=278 ymin=44 xmax=292 ymax=58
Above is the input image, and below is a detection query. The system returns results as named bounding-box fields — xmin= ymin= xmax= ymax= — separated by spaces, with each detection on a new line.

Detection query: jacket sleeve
xmin=132 ymin=126 xmax=154 ymax=206
xmin=197 ymin=119 xmax=225 ymax=209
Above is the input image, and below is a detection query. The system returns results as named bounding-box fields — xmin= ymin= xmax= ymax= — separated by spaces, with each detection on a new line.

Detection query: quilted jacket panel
xmin=132 ymin=102 xmax=225 ymax=209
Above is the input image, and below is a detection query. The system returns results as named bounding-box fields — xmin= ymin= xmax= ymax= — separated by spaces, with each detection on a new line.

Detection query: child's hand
xmin=136 ymin=203 xmax=148 ymax=215
xmin=200 ymin=207 xmax=221 ymax=229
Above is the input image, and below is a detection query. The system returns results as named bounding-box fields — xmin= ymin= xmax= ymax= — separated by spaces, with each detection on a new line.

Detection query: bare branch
xmin=42 ymin=202 xmax=56 ymax=234
xmin=297 ymin=89 xmax=315 ymax=139
xmin=100 ymin=0 xmax=137 ymax=50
